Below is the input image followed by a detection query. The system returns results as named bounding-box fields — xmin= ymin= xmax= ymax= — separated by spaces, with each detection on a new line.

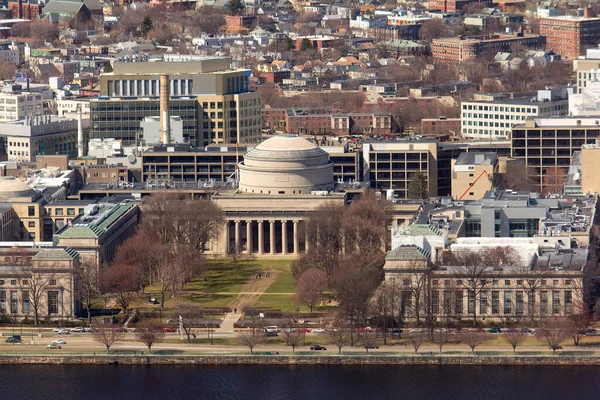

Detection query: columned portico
xmin=269 ymin=220 xmax=276 ymax=255
xmin=246 ymin=221 xmax=253 ymax=255
xmin=293 ymin=220 xmax=299 ymax=255
xmin=258 ymin=221 xmax=264 ymax=255
xmin=281 ymin=220 xmax=288 ymax=255
xmin=226 ymin=218 xmax=309 ymax=256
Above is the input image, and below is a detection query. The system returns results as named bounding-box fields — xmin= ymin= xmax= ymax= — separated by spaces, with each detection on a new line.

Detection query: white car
xmin=70 ymin=327 xmax=84 ymax=333
xmin=47 ymin=344 xmax=61 ymax=349
xmin=312 ymin=328 xmax=325 ymax=333
xmin=52 ymin=328 xmax=62 ymax=333
xmin=57 ymin=329 xmax=70 ymax=335
xmin=52 ymin=339 xmax=67 ymax=345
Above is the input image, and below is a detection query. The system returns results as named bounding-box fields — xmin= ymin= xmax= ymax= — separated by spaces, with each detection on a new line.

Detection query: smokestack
xmin=18 ymin=0 xmax=23 ymax=19
xmin=159 ymin=75 xmax=170 ymax=144
xmin=77 ymin=105 xmax=84 ymax=158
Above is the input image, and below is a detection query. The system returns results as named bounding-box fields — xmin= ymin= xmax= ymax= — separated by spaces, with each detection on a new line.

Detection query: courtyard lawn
xmin=254 ymin=294 xmax=299 ymax=312
xmin=264 ymin=268 xmax=295 ymax=294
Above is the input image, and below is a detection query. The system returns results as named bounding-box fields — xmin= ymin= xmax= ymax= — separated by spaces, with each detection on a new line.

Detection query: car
xmin=70 ymin=327 xmax=84 ymax=333
xmin=5 ymin=336 xmax=21 ymax=343
xmin=549 ymin=345 xmax=563 ymax=350
xmin=57 ymin=329 xmax=70 ymax=335
xmin=52 ymin=339 xmax=67 ymax=345
xmin=392 ymin=328 xmax=403 ymax=334
xmin=409 ymin=328 xmax=423 ymax=333
xmin=311 ymin=328 xmax=325 ymax=333
xmin=52 ymin=328 xmax=62 ymax=333
xmin=83 ymin=328 xmax=93 ymax=333
xmin=163 ymin=327 xmax=177 ymax=333
xmin=488 ymin=327 xmax=502 ymax=333
xmin=310 ymin=345 xmax=327 ymax=351
xmin=47 ymin=344 xmax=62 ymax=349
xmin=266 ymin=331 xmax=278 ymax=337
xmin=364 ymin=344 xmax=379 ymax=349
xmin=434 ymin=328 xmax=447 ymax=333
xmin=503 ymin=328 xmax=517 ymax=333
xmin=358 ymin=327 xmax=372 ymax=333
xmin=585 ymin=330 xmax=600 ymax=336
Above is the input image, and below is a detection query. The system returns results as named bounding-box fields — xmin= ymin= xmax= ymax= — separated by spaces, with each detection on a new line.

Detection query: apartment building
xmin=461 ymin=89 xmax=569 ymax=140
xmin=511 ymin=117 xmax=600 ymax=192
xmin=93 ymin=55 xmax=261 ymax=147
xmin=539 ymin=16 xmax=600 ymax=60
xmin=0 ymin=91 xmax=43 ymax=122
xmin=432 ymin=33 xmax=545 ymax=62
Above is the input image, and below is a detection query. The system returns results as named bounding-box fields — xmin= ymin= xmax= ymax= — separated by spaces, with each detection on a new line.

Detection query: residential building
xmin=0 ymin=91 xmax=43 ymax=122
xmin=461 ymin=88 xmax=569 ymax=140
xmin=427 ymin=0 xmax=492 ymax=12
xmin=511 ymin=117 xmax=600 ymax=192
xmin=432 ymin=33 xmax=545 ymax=62
xmin=451 ymin=152 xmax=498 ymax=201
xmin=0 ymin=42 xmax=20 ymax=65
xmin=539 ymin=16 xmax=600 ymax=60
xmin=573 ymin=47 xmax=600 ymax=93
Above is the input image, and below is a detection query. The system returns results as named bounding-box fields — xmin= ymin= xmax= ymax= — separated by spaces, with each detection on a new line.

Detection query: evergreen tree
xmin=140 ymin=16 xmax=153 ymax=38
xmin=300 ymin=38 xmax=312 ymax=51
xmin=407 ymin=171 xmax=429 ymax=200
xmin=228 ymin=0 xmax=245 ymax=15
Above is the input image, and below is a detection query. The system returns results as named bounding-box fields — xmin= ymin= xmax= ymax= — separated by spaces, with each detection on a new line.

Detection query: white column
xmin=258 ymin=220 xmax=264 ymax=255
xmin=269 ymin=220 xmax=275 ymax=255
xmin=234 ymin=220 xmax=241 ymax=255
xmin=305 ymin=222 xmax=310 ymax=253
xmin=281 ymin=220 xmax=288 ymax=255
xmin=246 ymin=220 xmax=252 ymax=255
xmin=293 ymin=220 xmax=299 ymax=255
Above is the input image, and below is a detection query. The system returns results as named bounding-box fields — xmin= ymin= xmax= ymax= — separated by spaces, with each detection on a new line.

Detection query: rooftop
xmin=455 ymin=152 xmax=498 ymax=166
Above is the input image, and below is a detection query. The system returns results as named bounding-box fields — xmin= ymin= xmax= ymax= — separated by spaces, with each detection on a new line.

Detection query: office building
xmin=539 ymin=16 xmax=600 ymax=60
xmin=451 ymin=152 xmax=498 ymax=201
xmin=432 ymin=33 xmax=545 ymax=62
xmin=511 ymin=117 xmax=600 ymax=192
xmin=573 ymin=47 xmax=600 ymax=93
xmin=0 ymin=91 xmax=43 ymax=122
xmin=461 ymin=89 xmax=569 ymax=140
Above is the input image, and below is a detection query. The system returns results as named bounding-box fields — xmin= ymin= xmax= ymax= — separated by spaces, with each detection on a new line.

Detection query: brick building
xmin=428 ymin=0 xmax=492 ymax=12
xmin=295 ymin=36 xmax=338 ymax=52
xmin=539 ymin=16 xmax=600 ymax=60
xmin=421 ymin=117 xmax=461 ymax=136
xmin=432 ymin=33 xmax=546 ymax=62
xmin=224 ymin=15 xmax=258 ymax=30
xmin=8 ymin=0 xmax=43 ymax=20
xmin=366 ymin=25 xmax=421 ymax=41
xmin=258 ymin=70 xmax=291 ymax=84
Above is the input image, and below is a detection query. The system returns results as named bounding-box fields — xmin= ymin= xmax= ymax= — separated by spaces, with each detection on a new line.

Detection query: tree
xmin=0 ymin=60 xmax=16 ymax=81
xmin=537 ymin=318 xmax=571 ymax=353
xmin=284 ymin=329 xmax=303 ymax=354
xmin=407 ymin=172 xmax=429 ymax=200
xmin=460 ymin=332 xmax=487 ymax=355
xmin=419 ymin=20 xmax=446 ymax=41
xmin=503 ymin=330 xmax=527 ymax=355
xmin=568 ymin=309 xmax=590 ymax=346
xmin=140 ymin=16 xmax=154 ymax=38
xmin=432 ymin=328 xmax=449 ymax=353
xmin=542 ymin=166 xmax=566 ymax=196
xmin=11 ymin=250 xmax=51 ymax=327
xmin=76 ymin=263 xmax=100 ymax=326
xmin=176 ymin=305 xmax=204 ymax=343
xmin=407 ymin=332 xmax=427 ymax=353
xmin=300 ymin=38 xmax=312 ymax=51
xmin=29 ymin=21 xmax=59 ymax=45
xmin=295 ymin=268 xmax=327 ymax=312
xmin=102 ymin=263 xmax=141 ymax=313
xmin=326 ymin=313 xmax=352 ymax=354
xmin=135 ymin=321 xmax=165 ymax=353
xmin=91 ymin=322 xmax=125 ymax=353
xmin=228 ymin=0 xmax=245 ymax=15
xmin=237 ymin=328 xmax=266 ymax=354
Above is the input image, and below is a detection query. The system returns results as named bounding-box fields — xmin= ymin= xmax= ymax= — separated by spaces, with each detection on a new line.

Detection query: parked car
xmin=488 ymin=327 xmax=502 ymax=333
xmin=392 ymin=328 xmax=403 ymax=334
xmin=52 ymin=328 xmax=62 ymax=333
xmin=52 ymin=339 xmax=67 ymax=345
xmin=310 ymin=345 xmax=327 ymax=351
xmin=83 ymin=328 xmax=93 ymax=333
xmin=585 ymin=329 xmax=600 ymax=336
xmin=266 ymin=331 xmax=278 ymax=337
xmin=163 ymin=327 xmax=178 ymax=333
xmin=549 ymin=345 xmax=563 ymax=350
xmin=358 ymin=327 xmax=372 ymax=333
xmin=70 ymin=327 xmax=84 ymax=333
xmin=503 ymin=328 xmax=517 ymax=333
xmin=47 ymin=344 xmax=62 ymax=349
xmin=5 ymin=336 xmax=21 ymax=343
xmin=409 ymin=328 xmax=423 ymax=333
xmin=312 ymin=328 xmax=325 ymax=333
xmin=57 ymin=329 xmax=70 ymax=335
xmin=364 ymin=344 xmax=379 ymax=349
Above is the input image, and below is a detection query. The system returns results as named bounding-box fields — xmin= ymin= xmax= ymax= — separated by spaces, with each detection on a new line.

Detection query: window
xmin=565 ymin=280 xmax=572 ymax=285
xmin=455 ymin=290 xmax=463 ymax=315
xmin=516 ymin=291 xmax=524 ymax=315
xmin=10 ymin=290 xmax=17 ymax=314
xmin=456 ymin=280 xmax=462 ymax=286
xmin=432 ymin=290 xmax=439 ymax=314
xmin=10 ymin=280 xmax=16 ymax=286
xmin=553 ymin=280 xmax=559 ymax=286
xmin=552 ymin=291 xmax=560 ymax=314
xmin=541 ymin=279 xmax=547 ymax=285
xmin=432 ymin=280 xmax=438 ymax=286
xmin=28 ymin=221 xmax=35 ymax=227
xmin=48 ymin=291 xmax=59 ymax=314
xmin=504 ymin=292 xmax=512 ymax=314
xmin=480 ymin=291 xmax=487 ymax=314
xmin=468 ymin=291 xmax=475 ymax=314
xmin=516 ymin=280 xmax=522 ymax=286
xmin=67 ymin=208 xmax=75 ymax=216
xmin=22 ymin=291 xmax=30 ymax=313
xmin=492 ymin=291 xmax=499 ymax=314
xmin=56 ymin=208 xmax=64 ymax=216
xmin=493 ymin=280 xmax=498 ymax=286
xmin=50 ymin=279 xmax=57 ymax=286
xmin=402 ymin=279 xmax=410 ymax=286
xmin=0 ymin=280 xmax=3 ymax=285
xmin=28 ymin=206 xmax=35 ymax=217
xmin=444 ymin=280 xmax=450 ymax=286
xmin=540 ymin=291 xmax=548 ymax=314
xmin=565 ymin=290 xmax=573 ymax=314
xmin=22 ymin=280 xmax=28 ymax=286
xmin=504 ymin=280 xmax=510 ymax=286
xmin=0 ymin=291 xmax=5 ymax=313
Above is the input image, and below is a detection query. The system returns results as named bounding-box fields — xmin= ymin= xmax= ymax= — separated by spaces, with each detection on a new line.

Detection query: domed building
xmin=0 ymin=177 xmax=40 ymax=203
xmin=238 ymin=134 xmax=334 ymax=195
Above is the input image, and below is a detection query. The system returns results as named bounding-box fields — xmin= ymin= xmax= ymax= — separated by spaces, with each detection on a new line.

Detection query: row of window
xmin=0 ymin=279 xmax=56 ymax=286
xmin=418 ymin=279 xmax=573 ymax=287
xmin=0 ymin=290 xmax=60 ymax=314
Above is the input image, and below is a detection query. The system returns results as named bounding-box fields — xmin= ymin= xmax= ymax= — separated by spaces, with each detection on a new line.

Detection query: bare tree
xmin=101 ymin=264 xmax=141 ymax=313
xmin=567 ymin=311 xmax=590 ymax=346
xmin=135 ymin=321 xmax=165 ymax=353
xmin=286 ymin=329 xmax=303 ymax=354
xmin=460 ymin=332 xmax=487 ymax=355
xmin=76 ymin=263 xmax=99 ymax=326
xmin=537 ymin=318 xmax=571 ymax=353
xmin=407 ymin=332 xmax=427 ymax=353
xmin=326 ymin=314 xmax=352 ymax=354
xmin=503 ymin=330 xmax=527 ymax=355
xmin=237 ymin=328 xmax=266 ymax=354
xmin=176 ymin=305 xmax=204 ymax=343
xmin=295 ymin=268 xmax=328 ymax=312
xmin=11 ymin=250 xmax=51 ymax=326
xmin=432 ymin=328 xmax=449 ymax=354
xmin=91 ymin=322 xmax=125 ymax=353
xmin=542 ymin=167 xmax=566 ymax=196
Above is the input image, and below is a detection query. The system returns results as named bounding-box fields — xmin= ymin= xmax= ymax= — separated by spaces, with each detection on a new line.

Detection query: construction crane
xmin=458 ymin=170 xmax=492 ymax=200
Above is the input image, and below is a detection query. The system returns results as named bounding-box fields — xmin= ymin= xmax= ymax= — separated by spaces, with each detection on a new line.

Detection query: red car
xmin=310 ymin=345 xmax=327 ymax=351
xmin=163 ymin=327 xmax=178 ymax=333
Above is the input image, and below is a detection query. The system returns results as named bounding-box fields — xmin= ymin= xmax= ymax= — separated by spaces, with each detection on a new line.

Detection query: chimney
xmin=18 ymin=0 xmax=23 ymax=19
xmin=584 ymin=7 xmax=593 ymax=18
xmin=159 ymin=75 xmax=170 ymax=144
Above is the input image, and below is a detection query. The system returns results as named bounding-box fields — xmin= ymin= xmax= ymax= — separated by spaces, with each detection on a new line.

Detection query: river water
xmin=3 ymin=364 xmax=597 ymax=399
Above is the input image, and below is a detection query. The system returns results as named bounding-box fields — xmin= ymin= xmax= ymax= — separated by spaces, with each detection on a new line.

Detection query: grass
xmin=265 ymin=268 xmax=295 ymax=294
xmin=254 ymin=294 xmax=299 ymax=312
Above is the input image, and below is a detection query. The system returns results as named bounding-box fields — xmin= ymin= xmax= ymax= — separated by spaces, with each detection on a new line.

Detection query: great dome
xmin=0 ymin=177 xmax=38 ymax=201
xmin=239 ymin=134 xmax=334 ymax=195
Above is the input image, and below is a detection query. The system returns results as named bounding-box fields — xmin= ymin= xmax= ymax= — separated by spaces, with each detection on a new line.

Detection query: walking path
xmin=215 ymin=270 xmax=279 ymax=334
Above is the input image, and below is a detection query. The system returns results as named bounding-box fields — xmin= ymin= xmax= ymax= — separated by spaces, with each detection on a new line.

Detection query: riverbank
xmin=3 ymin=354 xmax=600 ymax=365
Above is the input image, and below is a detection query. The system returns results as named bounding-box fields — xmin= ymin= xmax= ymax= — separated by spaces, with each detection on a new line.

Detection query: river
xmin=3 ymin=364 xmax=597 ymax=399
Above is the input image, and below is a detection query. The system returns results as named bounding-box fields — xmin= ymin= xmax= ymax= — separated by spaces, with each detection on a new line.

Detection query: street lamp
xmin=295 ymin=305 xmax=300 ymax=321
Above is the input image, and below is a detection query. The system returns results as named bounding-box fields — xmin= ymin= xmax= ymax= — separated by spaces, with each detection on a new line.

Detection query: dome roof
xmin=0 ymin=177 xmax=37 ymax=200
xmin=246 ymin=134 xmax=327 ymax=160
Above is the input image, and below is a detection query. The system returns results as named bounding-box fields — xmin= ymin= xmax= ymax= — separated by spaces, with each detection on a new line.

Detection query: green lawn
xmin=254 ymin=294 xmax=299 ymax=312
xmin=265 ymin=268 xmax=295 ymax=294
